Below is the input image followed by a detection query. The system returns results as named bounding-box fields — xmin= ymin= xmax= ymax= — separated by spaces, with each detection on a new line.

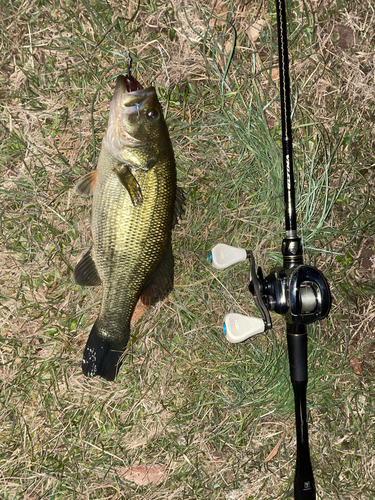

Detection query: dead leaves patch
xmin=119 ymin=464 xmax=167 ymax=486
xmin=264 ymin=432 xmax=286 ymax=463
xmin=348 ymin=345 xmax=363 ymax=376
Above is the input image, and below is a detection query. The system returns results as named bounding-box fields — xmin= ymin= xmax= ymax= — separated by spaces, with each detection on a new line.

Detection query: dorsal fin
xmin=74 ymin=171 xmax=98 ymax=197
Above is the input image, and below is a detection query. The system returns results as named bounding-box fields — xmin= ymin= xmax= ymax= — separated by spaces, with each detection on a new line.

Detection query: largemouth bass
xmin=74 ymin=73 xmax=183 ymax=381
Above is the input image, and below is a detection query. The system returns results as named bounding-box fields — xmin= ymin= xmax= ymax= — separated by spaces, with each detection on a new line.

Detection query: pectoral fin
xmin=114 ymin=165 xmax=143 ymax=206
xmin=74 ymin=171 xmax=97 ymax=196
xmin=74 ymin=248 xmax=102 ymax=286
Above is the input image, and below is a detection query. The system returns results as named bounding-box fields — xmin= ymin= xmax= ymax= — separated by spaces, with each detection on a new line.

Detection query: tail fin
xmin=82 ymin=320 xmax=129 ymax=381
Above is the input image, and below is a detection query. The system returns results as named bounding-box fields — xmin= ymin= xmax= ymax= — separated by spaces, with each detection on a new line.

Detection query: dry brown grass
xmin=1 ymin=0 xmax=374 ymax=498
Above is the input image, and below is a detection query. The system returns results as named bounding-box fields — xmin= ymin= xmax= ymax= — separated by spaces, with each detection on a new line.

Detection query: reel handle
xmin=210 ymin=244 xmax=247 ymax=269
xmin=210 ymin=245 xmax=271 ymax=343
xmin=223 ymin=313 xmax=265 ymax=343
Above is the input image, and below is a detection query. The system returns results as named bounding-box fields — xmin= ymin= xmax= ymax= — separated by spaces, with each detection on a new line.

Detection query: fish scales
xmin=93 ymin=156 xmax=175 ymax=336
xmin=74 ymin=74 xmax=182 ymax=381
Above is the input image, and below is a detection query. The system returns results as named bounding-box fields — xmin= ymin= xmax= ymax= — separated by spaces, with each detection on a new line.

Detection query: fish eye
xmin=146 ymin=108 xmax=159 ymax=120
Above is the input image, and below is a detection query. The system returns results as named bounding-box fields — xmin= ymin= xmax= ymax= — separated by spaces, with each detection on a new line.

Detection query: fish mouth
xmin=123 ymin=73 xmax=143 ymax=93
xmin=114 ymin=75 xmax=156 ymax=124
xmin=106 ymin=74 xmax=156 ymax=154
xmin=115 ymin=74 xmax=156 ymax=100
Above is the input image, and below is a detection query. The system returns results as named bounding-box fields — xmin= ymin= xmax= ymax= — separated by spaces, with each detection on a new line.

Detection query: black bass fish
xmin=74 ymin=74 xmax=183 ymax=381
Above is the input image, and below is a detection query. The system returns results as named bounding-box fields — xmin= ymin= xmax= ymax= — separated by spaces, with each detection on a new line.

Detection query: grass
xmin=1 ymin=0 xmax=375 ymax=498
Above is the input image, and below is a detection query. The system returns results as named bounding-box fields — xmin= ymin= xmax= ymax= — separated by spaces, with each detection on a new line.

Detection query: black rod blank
xmin=274 ymin=0 xmax=316 ymax=498
xmin=275 ymin=0 xmax=297 ymax=234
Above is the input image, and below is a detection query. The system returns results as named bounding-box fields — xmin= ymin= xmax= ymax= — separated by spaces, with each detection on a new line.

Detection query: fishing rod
xmin=210 ymin=0 xmax=331 ymax=498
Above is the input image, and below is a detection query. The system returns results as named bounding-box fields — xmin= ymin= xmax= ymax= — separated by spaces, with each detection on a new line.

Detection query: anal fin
xmin=74 ymin=248 xmax=102 ymax=286
xmin=140 ymin=243 xmax=174 ymax=307
xmin=130 ymin=243 xmax=174 ymax=325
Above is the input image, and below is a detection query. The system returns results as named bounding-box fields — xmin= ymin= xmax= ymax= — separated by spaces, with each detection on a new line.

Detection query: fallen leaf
xmin=264 ymin=432 xmax=285 ymax=463
xmin=331 ymin=23 xmax=355 ymax=49
xmin=248 ymin=20 xmax=267 ymax=42
xmin=271 ymin=67 xmax=279 ymax=80
xmin=120 ymin=464 xmax=167 ymax=486
xmin=209 ymin=0 xmax=228 ymax=28
xmin=349 ymin=345 xmax=363 ymax=375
